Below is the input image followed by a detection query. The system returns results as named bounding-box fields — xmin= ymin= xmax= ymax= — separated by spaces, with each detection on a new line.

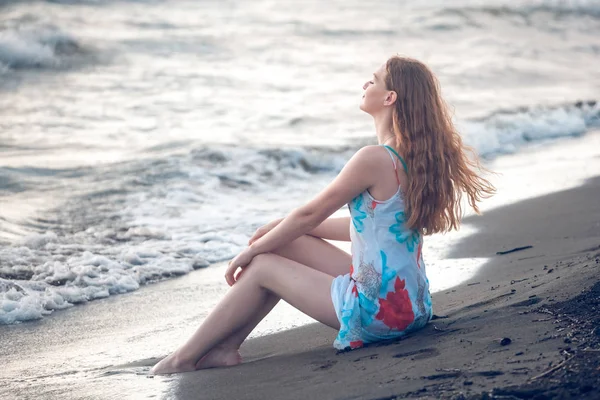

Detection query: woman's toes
xmin=150 ymin=353 xmax=196 ymax=375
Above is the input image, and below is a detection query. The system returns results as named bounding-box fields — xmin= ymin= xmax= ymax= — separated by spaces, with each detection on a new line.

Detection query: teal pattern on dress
xmin=389 ymin=211 xmax=420 ymax=252
xmin=351 ymin=194 xmax=366 ymax=233
xmin=358 ymin=292 xmax=378 ymax=326
xmin=379 ymin=250 xmax=397 ymax=297
xmin=338 ymin=305 xmax=363 ymax=345
xmin=338 ymin=308 xmax=353 ymax=342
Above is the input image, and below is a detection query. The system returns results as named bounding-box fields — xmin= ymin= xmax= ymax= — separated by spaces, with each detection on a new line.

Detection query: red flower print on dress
xmin=365 ymin=199 xmax=378 ymax=218
xmin=375 ymin=277 xmax=414 ymax=331
xmin=350 ymin=340 xmax=363 ymax=349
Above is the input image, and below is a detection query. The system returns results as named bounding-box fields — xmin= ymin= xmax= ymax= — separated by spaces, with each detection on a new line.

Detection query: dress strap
xmin=382 ymin=145 xmax=408 ymax=174
xmin=381 ymin=145 xmax=401 ymax=186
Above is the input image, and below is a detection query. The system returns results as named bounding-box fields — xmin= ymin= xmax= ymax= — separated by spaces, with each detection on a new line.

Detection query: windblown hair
xmin=384 ymin=56 xmax=496 ymax=235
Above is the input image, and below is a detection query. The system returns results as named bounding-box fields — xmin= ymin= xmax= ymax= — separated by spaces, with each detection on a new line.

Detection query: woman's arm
xmin=307 ymin=217 xmax=350 ymax=241
xmin=247 ymin=146 xmax=381 ymax=257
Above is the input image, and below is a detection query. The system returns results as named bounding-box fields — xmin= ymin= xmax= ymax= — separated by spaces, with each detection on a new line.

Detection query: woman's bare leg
xmin=151 ymin=235 xmax=350 ymax=373
xmin=150 ymin=253 xmax=341 ymax=374
xmin=193 ymin=292 xmax=279 ymax=369
xmin=193 ymin=235 xmax=351 ymax=369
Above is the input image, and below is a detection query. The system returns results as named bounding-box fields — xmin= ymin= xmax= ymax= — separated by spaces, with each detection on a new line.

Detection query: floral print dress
xmin=330 ymin=145 xmax=433 ymax=350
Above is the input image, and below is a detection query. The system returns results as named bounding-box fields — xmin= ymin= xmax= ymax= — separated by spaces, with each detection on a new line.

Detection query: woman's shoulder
xmin=352 ymin=145 xmax=392 ymax=165
xmin=348 ymin=145 xmax=400 ymax=179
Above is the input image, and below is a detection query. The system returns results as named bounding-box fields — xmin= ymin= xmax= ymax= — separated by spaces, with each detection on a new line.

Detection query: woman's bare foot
xmin=194 ymin=346 xmax=242 ymax=370
xmin=150 ymin=351 xmax=197 ymax=375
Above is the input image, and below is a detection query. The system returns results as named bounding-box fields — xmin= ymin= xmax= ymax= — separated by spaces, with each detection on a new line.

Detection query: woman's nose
xmin=362 ymin=81 xmax=369 ymax=90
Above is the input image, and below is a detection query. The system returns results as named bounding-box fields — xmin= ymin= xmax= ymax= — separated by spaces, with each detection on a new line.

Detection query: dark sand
xmin=164 ymin=176 xmax=600 ymax=400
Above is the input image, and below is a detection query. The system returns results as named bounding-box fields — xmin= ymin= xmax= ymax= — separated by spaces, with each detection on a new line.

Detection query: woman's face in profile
xmin=360 ymin=63 xmax=389 ymax=115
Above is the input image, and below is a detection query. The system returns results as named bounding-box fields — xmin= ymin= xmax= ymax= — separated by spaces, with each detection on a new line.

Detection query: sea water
xmin=1 ymin=0 xmax=599 ymax=326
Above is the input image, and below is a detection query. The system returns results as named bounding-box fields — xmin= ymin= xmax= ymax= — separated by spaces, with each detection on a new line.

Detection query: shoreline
xmin=162 ymin=174 xmax=600 ymax=400
xmin=1 ymin=131 xmax=600 ymax=399
xmin=162 ymin=132 xmax=600 ymax=399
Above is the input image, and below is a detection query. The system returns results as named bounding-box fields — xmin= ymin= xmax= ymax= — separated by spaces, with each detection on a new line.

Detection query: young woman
xmin=151 ymin=56 xmax=495 ymax=374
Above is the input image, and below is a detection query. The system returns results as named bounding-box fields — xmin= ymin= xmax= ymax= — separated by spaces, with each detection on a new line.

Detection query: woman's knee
xmin=271 ymin=235 xmax=310 ymax=257
xmin=273 ymin=235 xmax=350 ymax=277
xmin=240 ymin=253 xmax=276 ymax=283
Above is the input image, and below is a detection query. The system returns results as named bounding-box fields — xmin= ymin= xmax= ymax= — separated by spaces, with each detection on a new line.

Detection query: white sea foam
xmin=0 ymin=145 xmax=342 ymax=324
xmin=0 ymin=243 xmax=197 ymax=324
xmin=461 ymin=102 xmax=599 ymax=157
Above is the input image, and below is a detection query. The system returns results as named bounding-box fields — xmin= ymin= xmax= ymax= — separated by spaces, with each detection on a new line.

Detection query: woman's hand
xmin=224 ymin=247 xmax=256 ymax=286
xmin=248 ymin=218 xmax=283 ymax=245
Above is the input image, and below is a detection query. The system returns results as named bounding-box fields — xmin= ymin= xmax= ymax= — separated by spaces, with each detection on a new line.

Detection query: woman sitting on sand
xmin=151 ymin=56 xmax=495 ymax=374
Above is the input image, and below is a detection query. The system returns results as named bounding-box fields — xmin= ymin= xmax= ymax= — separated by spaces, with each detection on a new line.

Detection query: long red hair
xmin=384 ymin=56 xmax=495 ymax=235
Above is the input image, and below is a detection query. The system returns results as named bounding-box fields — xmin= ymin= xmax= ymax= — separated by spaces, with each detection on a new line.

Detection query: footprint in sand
xmin=311 ymin=359 xmax=338 ymax=371
xmin=352 ymin=354 xmax=379 ymax=362
xmin=392 ymin=348 xmax=440 ymax=360
xmin=510 ymin=297 xmax=542 ymax=307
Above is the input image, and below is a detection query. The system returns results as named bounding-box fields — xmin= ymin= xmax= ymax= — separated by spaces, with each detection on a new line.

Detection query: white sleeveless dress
xmin=330 ymin=145 xmax=433 ymax=350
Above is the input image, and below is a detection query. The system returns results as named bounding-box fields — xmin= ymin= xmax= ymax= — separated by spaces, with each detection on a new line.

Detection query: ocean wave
xmin=0 ymin=25 xmax=84 ymax=71
xmin=462 ymin=100 xmax=599 ymax=157
xmin=0 ymin=145 xmax=349 ymax=324
xmin=0 ymin=231 xmax=201 ymax=324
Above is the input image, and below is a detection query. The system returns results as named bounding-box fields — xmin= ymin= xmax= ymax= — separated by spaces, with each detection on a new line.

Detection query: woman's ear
xmin=384 ymin=91 xmax=397 ymax=106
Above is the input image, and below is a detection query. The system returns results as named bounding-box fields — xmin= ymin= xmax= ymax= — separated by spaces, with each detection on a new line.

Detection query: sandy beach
xmin=161 ymin=134 xmax=600 ymax=400
xmin=2 ymin=131 xmax=599 ymax=400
